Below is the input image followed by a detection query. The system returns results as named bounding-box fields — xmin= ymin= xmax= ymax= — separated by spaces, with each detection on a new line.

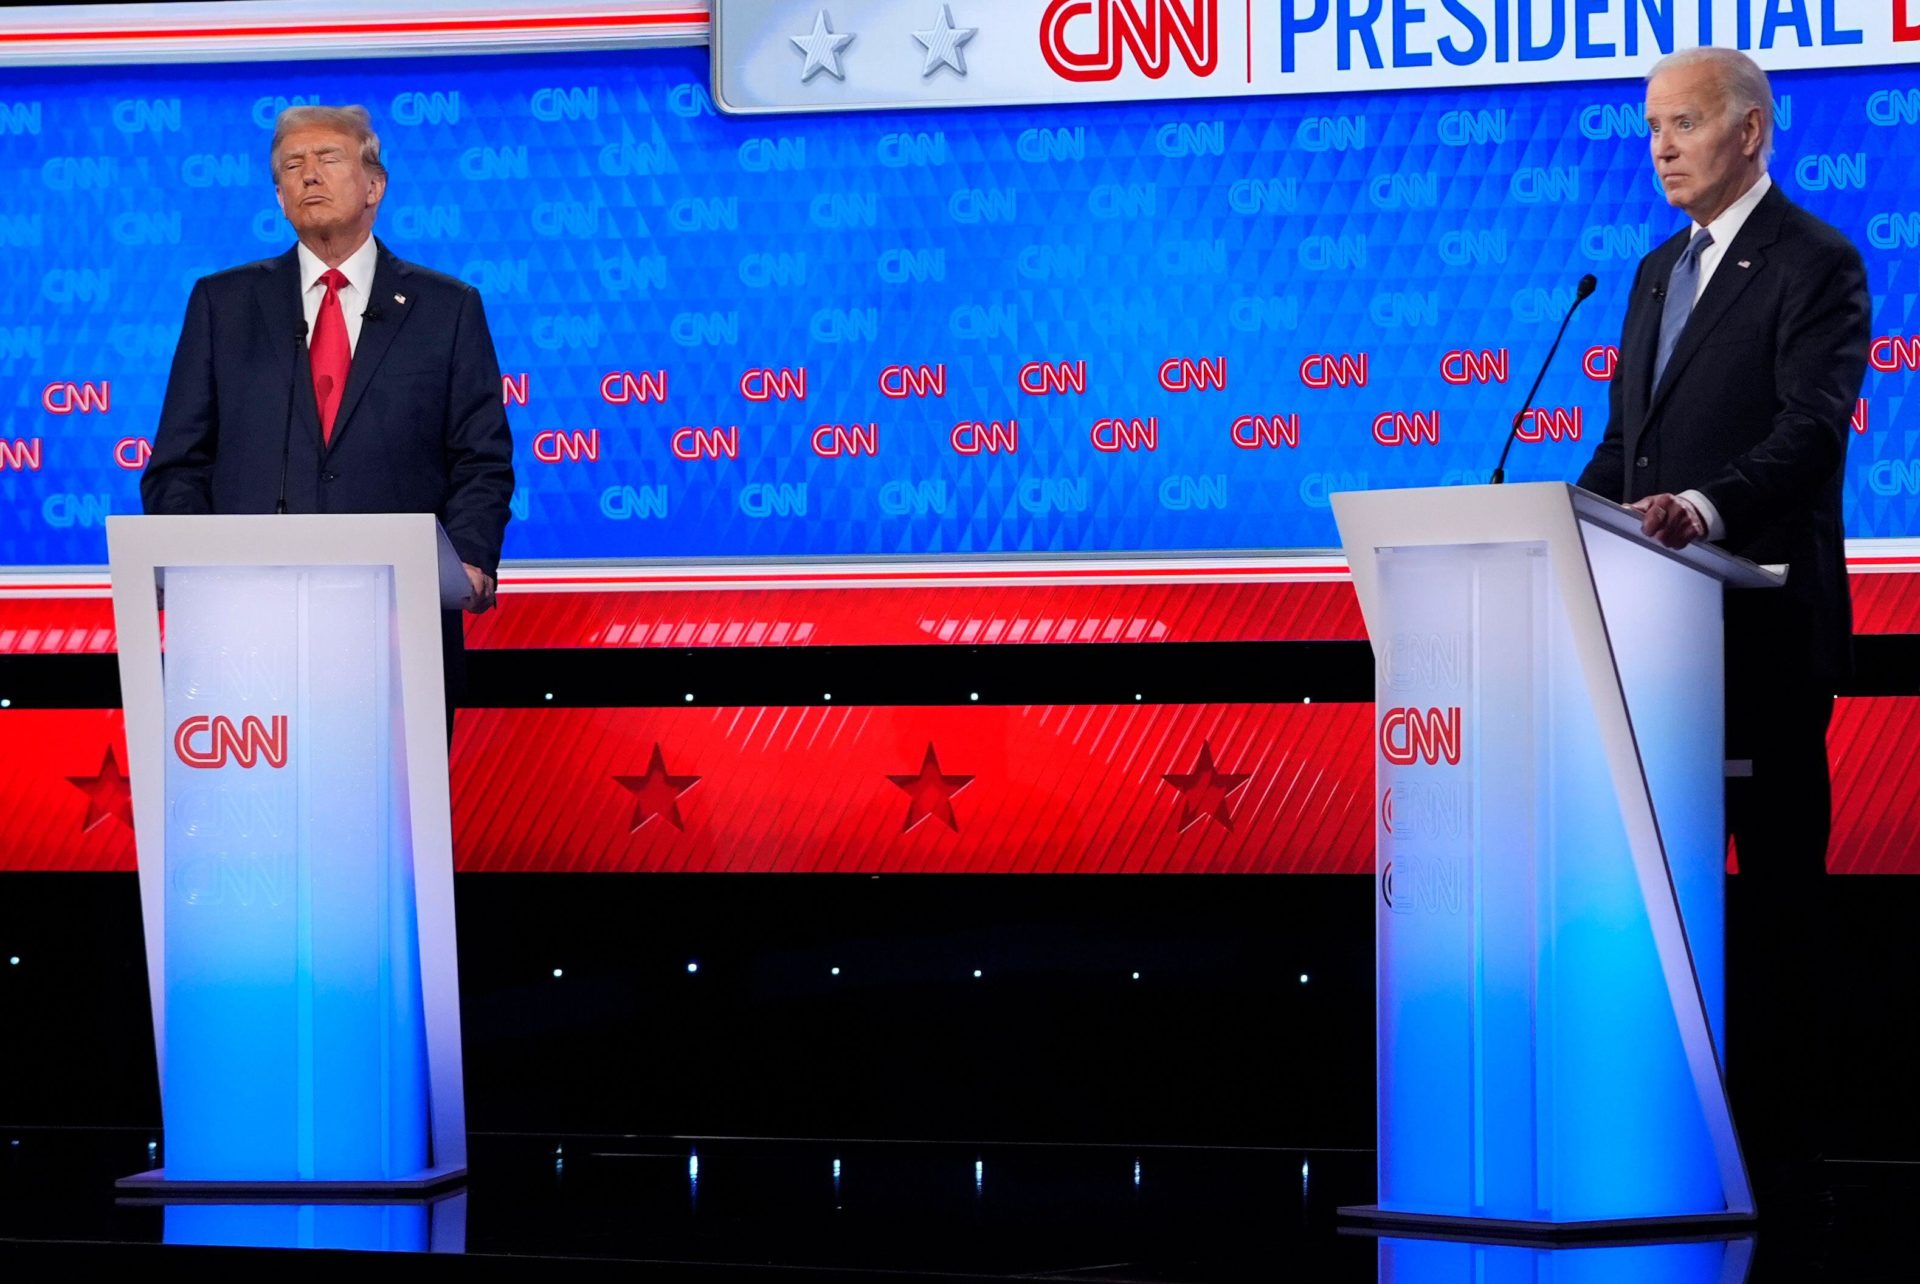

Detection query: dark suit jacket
xmin=1577 ymin=183 xmax=1870 ymax=688
xmin=142 ymin=239 xmax=515 ymax=718
xmin=141 ymin=238 xmax=515 ymax=578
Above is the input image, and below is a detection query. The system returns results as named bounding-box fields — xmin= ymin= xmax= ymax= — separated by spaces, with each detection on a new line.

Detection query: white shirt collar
xmin=1693 ymin=171 xmax=1771 ymax=250
xmin=296 ymin=234 xmax=379 ymax=297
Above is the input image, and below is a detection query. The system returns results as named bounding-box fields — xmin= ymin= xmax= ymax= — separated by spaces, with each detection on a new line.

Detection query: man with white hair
xmin=1576 ymin=46 xmax=1870 ymax=1204
xmin=143 ymin=105 xmax=516 ymax=728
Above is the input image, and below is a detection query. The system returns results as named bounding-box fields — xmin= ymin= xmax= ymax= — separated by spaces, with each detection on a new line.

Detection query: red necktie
xmin=310 ymin=268 xmax=351 ymax=445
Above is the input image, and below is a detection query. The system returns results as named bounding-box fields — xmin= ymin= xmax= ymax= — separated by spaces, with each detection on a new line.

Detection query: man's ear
xmin=366 ymin=172 xmax=386 ymax=210
xmin=1743 ymin=106 xmax=1764 ymax=158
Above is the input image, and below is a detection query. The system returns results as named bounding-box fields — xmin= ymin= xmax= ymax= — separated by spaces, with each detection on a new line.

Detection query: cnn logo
xmin=174 ymin=715 xmax=288 ymax=769
xmin=1039 ymin=0 xmax=1218 ymax=82
xmin=1379 ymin=707 xmax=1462 ymax=766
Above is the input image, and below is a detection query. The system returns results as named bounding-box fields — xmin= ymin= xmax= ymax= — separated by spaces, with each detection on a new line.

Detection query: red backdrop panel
xmin=446 ymin=703 xmax=1374 ymax=874
xmin=0 ymin=598 xmax=120 ymax=655
xmin=1850 ymin=572 xmax=1920 ymax=635
xmin=1827 ymin=696 xmax=1920 ymax=875
xmin=0 ymin=710 xmax=136 ymax=871
xmin=9 ymin=698 xmax=1917 ymax=874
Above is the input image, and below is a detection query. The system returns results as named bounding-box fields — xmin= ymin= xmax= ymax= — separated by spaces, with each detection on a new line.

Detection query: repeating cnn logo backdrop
xmin=0 ymin=48 xmax=1916 ymax=566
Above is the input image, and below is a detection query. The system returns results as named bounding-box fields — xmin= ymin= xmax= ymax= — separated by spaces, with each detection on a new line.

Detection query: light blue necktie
xmin=1652 ymin=227 xmax=1714 ymax=389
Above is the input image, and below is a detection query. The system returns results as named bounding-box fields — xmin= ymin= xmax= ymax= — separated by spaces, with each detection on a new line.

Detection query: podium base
xmin=1336 ymin=1203 xmax=1757 ymax=1242
xmin=115 ymin=1163 xmax=467 ymax=1199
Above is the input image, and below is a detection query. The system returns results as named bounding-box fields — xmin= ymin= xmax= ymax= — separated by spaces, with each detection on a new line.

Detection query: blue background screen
xmin=0 ymin=48 xmax=1913 ymax=564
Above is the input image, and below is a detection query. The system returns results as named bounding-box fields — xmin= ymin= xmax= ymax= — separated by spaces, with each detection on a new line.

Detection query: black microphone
xmin=276 ymin=320 xmax=308 ymax=515
xmin=362 ymin=303 xmax=384 ymax=324
xmin=1490 ymin=273 xmax=1597 ymax=485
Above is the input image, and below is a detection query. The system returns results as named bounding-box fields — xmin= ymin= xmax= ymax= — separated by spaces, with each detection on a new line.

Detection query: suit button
xmin=321 ymin=472 xmax=337 ymax=482
xmin=1635 ymin=457 xmax=1649 ymax=468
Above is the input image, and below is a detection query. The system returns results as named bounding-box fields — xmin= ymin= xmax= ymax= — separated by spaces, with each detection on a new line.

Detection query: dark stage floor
xmin=1 ymin=1129 xmax=1913 ymax=1281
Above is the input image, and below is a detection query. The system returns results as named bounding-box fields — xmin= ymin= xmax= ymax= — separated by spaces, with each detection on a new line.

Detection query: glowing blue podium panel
xmin=162 ymin=1190 xmax=466 ymax=1254
xmin=1377 ymin=1233 xmax=1754 ymax=1284
xmin=1333 ymin=483 xmax=1777 ymax=1231
xmin=158 ymin=565 xmax=427 ymax=1181
xmin=107 ymin=515 xmax=469 ymax=1192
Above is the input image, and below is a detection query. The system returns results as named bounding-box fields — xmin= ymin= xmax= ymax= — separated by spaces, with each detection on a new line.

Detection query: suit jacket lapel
xmin=1644 ymin=184 xmax=1785 ymax=422
xmin=1621 ymin=235 xmax=1681 ymax=463
xmin=254 ymin=248 xmax=322 ymax=447
xmin=324 ymin=240 xmax=412 ymax=453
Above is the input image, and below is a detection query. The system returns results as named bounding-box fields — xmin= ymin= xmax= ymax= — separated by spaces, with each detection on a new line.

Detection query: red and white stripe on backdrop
xmin=3 ymin=549 xmax=1917 ymax=874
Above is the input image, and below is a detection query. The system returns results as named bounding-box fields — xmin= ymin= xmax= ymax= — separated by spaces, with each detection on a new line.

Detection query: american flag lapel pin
xmin=394 ymin=293 xmax=407 ymax=305
xmin=1736 ymin=260 xmax=1750 ymax=269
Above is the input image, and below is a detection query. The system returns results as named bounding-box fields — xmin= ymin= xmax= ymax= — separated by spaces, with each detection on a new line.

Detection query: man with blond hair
xmin=143 ymin=105 xmax=515 ymax=724
xmin=1577 ymin=46 xmax=1870 ymax=1205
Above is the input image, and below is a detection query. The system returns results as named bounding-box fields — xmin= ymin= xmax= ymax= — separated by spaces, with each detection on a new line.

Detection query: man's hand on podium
xmin=462 ymin=562 xmax=497 ymax=614
xmin=1630 ymin=493 xmax=1708 ymax=550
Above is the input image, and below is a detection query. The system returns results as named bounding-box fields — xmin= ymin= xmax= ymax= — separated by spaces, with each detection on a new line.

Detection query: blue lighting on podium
xmin=158 ymin=568 xmax=431 ymax=1183
xmin=162 ymin=1190 xmax=465 ymax=1254
xmin=1378 ymin=1234 xmax=1753 ymax=1283
xmin=1339 ymin=488 xmax=1753 ymax=1228
xmin=166 ymin=1203 xmax=430 ymax=1252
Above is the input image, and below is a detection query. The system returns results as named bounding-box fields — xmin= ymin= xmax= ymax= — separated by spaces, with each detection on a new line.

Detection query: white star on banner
xmin=791 ymin=11 xmax=856 ymax=83
xmin=912 ymin=5 xmax=976 ymax=78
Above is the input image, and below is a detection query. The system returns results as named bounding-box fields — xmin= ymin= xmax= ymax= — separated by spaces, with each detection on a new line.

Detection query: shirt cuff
xmin=1677 ymin=489 xmax=1725 ymax=542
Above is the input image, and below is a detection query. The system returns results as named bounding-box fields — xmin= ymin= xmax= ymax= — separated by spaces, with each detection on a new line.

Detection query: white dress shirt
xmin=1675 ymin=171 xmax=1773 ymax=542
xmin=1689 ymin=171 xmax=1771 ymax=304
xmin=295 ymin=235 xmax=379 ymax=357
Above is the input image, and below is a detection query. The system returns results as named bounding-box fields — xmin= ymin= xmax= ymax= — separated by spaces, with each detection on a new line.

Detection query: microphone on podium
xmin=275 ymin=319 xmax=309 ymax=515
xmin=1490 ymin=273 xmax=1597 ymax=485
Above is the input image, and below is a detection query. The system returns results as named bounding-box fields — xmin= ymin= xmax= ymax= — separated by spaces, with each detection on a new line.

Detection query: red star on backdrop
xmin=888 ymin=742 xmax=974 ymax=833
xmin=614 ymin=745 xmax=702 ymax=832
xmin=1162 ymin=741 xmax=1253 ymax=832
xmin=67 ymin=744 xmax=134 ymax=833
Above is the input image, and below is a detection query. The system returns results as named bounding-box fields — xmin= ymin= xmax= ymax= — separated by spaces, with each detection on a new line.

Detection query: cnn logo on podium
xmin=173 ymin=715 xmax=289 ymax=770
xmin=1379 ymin=707 xmax=1462 ymax=766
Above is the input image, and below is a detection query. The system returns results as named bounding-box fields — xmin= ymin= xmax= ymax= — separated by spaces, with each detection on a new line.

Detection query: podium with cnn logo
xmin=1332 ymin=483 xmax=1781 ymax=1235
xmin=106 ymin=514 xmax=471 ymax=1193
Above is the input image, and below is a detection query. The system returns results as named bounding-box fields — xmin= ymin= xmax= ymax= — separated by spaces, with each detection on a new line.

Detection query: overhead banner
xmin=714 ymin=0 xmax=1917 ymax=112
xmin=0 ymin=1 xmax=709 ymax=67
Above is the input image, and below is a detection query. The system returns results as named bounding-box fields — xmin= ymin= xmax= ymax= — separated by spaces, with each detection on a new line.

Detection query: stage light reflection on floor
xmin=0 ymin=1130 xmax=1904 ymax=1279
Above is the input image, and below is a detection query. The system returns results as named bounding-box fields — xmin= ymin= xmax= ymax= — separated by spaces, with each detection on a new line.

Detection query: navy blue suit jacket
xmin=1578 ymin=184 xmax=1870 ymax=688
xmin=141 ymin=239 xmax=515 ymax=578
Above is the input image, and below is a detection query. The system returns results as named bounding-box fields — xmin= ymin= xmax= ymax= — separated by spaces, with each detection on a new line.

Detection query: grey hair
xmin=270 ymin=104 xmax=386 ymax=177
xmin=1648 ymin=46 xmax=1774 ymax=163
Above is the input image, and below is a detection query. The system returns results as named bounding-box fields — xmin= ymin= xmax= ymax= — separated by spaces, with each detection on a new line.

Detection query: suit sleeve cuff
xmin=445 ymin=534 xmax=494 ymax=578
xmin=1677 ymin=489 xmax=1725 ymax=542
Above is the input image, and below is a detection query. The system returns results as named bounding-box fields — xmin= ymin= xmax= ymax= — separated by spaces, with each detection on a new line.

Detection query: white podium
xmin=1331 ymin=483 xmax=1781 ymax=1233
xmin=106 ymin=514 xmax=471 ymax=1192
